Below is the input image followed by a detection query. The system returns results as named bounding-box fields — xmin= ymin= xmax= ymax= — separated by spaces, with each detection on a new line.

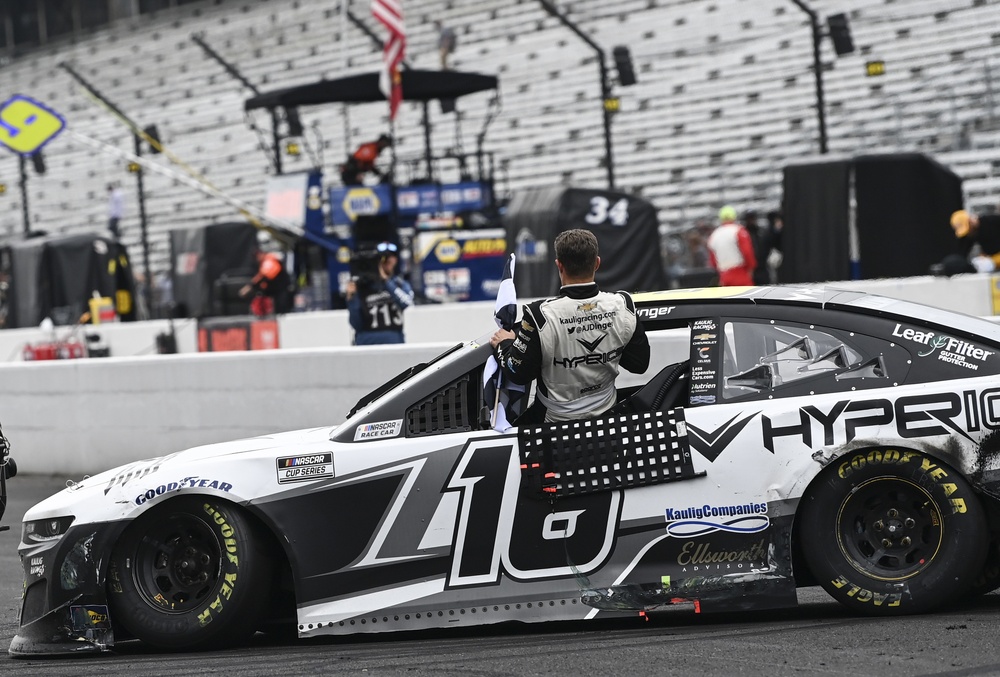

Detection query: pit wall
xmin=1 ymin=275 xmax=997 ymax=477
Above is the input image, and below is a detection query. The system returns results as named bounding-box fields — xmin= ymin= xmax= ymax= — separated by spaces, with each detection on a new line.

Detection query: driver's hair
xmin=555 ymin=229 xmax=599 ymax=278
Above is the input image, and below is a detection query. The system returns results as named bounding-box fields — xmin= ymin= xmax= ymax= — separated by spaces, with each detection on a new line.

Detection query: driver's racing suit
xmin=495 ymin=282 xmax=650 ymax=422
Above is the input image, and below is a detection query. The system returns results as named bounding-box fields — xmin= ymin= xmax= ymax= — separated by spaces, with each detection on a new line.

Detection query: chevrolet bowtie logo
xmin=577 ymin=302 xmax=598 ymax=312
xmin=576 ymin=334 xmax=607 ymax=352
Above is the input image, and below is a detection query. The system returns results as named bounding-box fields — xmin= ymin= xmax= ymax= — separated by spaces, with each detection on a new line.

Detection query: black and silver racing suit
xmin=496 ymin=282 xmax=650 ymax=422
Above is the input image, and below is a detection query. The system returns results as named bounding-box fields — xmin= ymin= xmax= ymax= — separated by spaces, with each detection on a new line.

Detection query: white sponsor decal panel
xmin=355 ymin=420 xmax=404 ymax=441
xmin=276 ymin=453 xmax=335 ymax=484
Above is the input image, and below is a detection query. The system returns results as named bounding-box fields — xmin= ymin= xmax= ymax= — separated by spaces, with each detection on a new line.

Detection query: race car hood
xmin=24 ymin=426 xmax=336 ymax=524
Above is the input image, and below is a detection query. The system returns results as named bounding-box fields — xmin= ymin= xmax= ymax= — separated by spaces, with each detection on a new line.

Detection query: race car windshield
xmin=347 ymin=342 xmax=466 ymax=418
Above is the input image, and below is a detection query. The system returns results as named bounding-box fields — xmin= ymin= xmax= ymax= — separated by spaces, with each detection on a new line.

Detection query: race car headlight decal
xmin=22 ymin=516 xmax=74 ymax=543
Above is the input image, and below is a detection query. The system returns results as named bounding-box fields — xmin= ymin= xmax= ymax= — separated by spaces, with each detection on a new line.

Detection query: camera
xmin=349 ymin=248 xmax=382 ymax=283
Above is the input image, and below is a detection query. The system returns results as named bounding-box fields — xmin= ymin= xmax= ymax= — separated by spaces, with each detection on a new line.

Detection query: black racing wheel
xmin=108 ymin=496 xmax=272 ymax=649
xmin=799 ymin=449 xmax=987 ymax=615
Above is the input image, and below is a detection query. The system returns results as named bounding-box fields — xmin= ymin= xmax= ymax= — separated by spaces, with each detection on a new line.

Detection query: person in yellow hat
xmin=707 ymin=206 xmax=757 ymax=286
xmin=938 ymin=209 xmax=1000 ymax=275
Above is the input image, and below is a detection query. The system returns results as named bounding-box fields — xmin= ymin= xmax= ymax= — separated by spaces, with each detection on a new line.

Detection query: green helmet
xmin=718 ymin=205 xmax=738 ymax=222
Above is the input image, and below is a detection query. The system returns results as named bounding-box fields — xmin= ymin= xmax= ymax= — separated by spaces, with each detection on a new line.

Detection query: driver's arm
xmin=618 ymin=292 xmax=650 ymax=374
xmin=496 ymin=303 xmax=543 ymax=386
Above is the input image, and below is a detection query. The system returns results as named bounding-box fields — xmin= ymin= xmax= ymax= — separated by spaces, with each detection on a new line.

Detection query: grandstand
xmin=0 ymin=0 xmax=998 ymax=282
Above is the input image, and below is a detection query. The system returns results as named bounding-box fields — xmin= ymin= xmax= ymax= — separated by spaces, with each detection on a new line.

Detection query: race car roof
xmin=633 ymin=286 xmax=1000 ymax=347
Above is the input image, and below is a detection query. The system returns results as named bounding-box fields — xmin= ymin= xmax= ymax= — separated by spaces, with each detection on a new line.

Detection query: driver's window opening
xmin=723 ymin=322 xmax=867 ymax=397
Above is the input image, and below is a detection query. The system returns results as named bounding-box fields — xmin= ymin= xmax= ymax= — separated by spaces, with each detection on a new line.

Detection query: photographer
xmin=346 ymin=242 xmax=413 ymax=344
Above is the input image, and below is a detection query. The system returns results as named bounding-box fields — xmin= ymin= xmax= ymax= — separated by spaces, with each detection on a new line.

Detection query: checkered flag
xmin=483 ymin=254 xmax=526 ymax=431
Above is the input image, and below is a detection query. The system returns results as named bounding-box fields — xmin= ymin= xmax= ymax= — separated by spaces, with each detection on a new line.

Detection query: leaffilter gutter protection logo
xmin=664 ymin=502 xmax=769 ymax=537
xmin=891 ymin=323 xmax=994 ymax=371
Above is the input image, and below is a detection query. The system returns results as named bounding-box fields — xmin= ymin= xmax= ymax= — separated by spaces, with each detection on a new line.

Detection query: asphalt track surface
xmin=2 ymin=476 xmax=1000 ymax=676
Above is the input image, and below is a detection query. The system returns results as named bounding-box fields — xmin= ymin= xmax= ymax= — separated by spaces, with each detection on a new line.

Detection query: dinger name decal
xmin=664 ymin=502 xmax=769 ymax=537
xmin=135 ymin=477 xmax=233 ymax=505
xmin=354 ymin=419 xmax=403 ymax=441
xmin=891 ymin=324 xmax=994 ymax=371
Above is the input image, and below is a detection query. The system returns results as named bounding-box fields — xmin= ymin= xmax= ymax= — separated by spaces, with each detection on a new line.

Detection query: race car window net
xmin=405 ymin=371 xmax=478 ymax=437
xmin=518 ymin=409 xmax=701 ymax=498
xmin=722 ymin=321 xmax=872 ymax=397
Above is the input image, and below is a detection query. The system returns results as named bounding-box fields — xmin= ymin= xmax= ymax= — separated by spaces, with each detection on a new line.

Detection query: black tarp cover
xmin=853 ymin=153 xmax=962 ymax=279
xmin=6 ymin=233 xmax=137 ymax=328
xmin=781 ymin=153 xmax=963 ymax=283
xmin=781 ymin=159 xmax=852 ymax=284
xmin=170 ymin=222 xmax=258 ymax=318
xmin=504 ymin=186 xmax=666 ymax=297
xmin=245 ymin=70 xmax=498 ymax=110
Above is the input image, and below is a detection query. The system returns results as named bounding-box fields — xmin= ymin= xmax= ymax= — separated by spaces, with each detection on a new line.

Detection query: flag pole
xmin=491 ymin=374 xmax=502 ymax=428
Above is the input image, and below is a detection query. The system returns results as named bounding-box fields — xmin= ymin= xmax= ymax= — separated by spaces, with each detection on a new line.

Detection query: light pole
xmin=18 ymin=155 xmax=29 ymax=235
xmin=59 ymin=62 xmax=154 ymax=312
xmin=538 ymin=0 xmax=616 ymax=190
xmin=191 ymin=33 xmax=284 ymax=175
xmin=789 ymin=0 xmax=829 ymax=154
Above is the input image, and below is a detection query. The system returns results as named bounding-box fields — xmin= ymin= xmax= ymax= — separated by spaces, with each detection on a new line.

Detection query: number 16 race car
xmin=11 ymin=285 xmax=1000 ymax=655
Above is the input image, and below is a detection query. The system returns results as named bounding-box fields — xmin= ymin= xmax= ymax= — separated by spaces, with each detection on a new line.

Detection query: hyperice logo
xmin=664 ymin=502 xmax=769 ymax=537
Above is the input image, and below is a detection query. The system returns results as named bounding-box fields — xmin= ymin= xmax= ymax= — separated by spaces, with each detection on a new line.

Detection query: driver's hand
xmin=490 ymin=329 xmax=516 ymax=348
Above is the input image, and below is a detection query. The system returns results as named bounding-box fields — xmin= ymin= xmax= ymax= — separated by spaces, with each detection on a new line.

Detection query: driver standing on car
xmin=489 ymin=229 xmax=650 ymax=422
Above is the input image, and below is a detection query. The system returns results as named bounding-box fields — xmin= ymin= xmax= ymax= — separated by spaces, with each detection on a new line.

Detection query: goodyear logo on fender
xmin=342 ymin=188 xmax=381 ymax=221
xmin=0 ymin=95 xmax=66 ymax=155
xmin=462 ymin=238 xmax=505 ymax=258
xmin=435 ymin=239 xmax=462 ymax=264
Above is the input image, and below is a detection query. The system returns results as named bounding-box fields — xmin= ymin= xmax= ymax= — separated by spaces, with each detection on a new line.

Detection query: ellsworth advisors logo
xmin=664 ymin=501 xmax=769 ymax=537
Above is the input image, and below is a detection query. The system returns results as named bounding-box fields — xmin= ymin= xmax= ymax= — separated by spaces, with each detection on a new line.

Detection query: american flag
xmin=371 ymin=0 xmax=405 ymax=120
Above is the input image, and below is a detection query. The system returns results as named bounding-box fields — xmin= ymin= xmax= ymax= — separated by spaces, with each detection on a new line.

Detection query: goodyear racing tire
xmin=969 ymin=539 xmax=1000 ymax=597
xmin=799 ymin=449 xmax=988 ymax=615
xmin=108 ymin=496 xmax=272 ymax=649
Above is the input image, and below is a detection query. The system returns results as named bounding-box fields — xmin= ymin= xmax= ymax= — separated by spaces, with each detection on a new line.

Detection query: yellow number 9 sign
xmin=0 ymin=95 xmax=65 ymax=155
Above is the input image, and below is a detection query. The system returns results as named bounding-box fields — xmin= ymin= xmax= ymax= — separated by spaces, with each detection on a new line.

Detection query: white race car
xmin=11 ymin=286 xmax=1000 ymax=655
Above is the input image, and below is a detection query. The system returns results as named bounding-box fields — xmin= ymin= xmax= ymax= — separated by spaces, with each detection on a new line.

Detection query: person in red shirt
xmin=240 ymin=247 xmax=292 ymax=315
xmin=707 ymin=205 xmax=757 ymax=286
xmin=340 ymin=134 xmax=392 ymax=185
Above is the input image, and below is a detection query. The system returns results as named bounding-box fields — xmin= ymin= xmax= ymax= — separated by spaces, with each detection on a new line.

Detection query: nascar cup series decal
xmin=354 ymin=419 xmax=403 ymax=441
xmin=664 ymin=502 xmax=769 ymax=537
xmin=276 ymin=453 xmax=334 ymax=484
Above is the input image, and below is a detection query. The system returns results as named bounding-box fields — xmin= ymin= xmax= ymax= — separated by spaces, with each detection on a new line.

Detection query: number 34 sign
xmin=0 ymin=95 xmax=66 ymax=155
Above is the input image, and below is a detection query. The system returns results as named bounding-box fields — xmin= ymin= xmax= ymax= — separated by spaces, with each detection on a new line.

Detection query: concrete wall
xmin=2 ymin=345 xmax=449 ymax=476
xmin=0 ymin=274 xmax=995 ymax=359
xmin=1 ymin=274 xmax=997 ymax=477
